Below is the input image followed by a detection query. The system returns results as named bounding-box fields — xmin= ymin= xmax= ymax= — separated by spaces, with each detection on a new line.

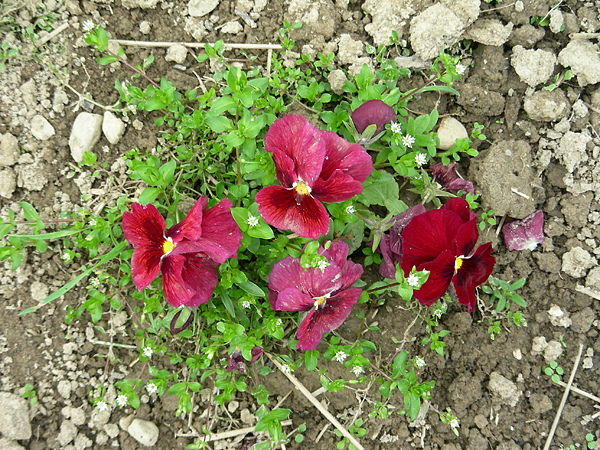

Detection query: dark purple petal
xmin=351 ymin=100 xmax=397 ymax=136
xmin=256 ymin=185 xmax=330 ymax=239
xmin=446 ymin=178 xmax=475 ymax=195
xmin=409 ymin=250 xmax=456 ymax=307
xmin=453 ymin=243 xmax=495 ymax=312
xmin=502 ymin=210 xmax=544 ymax=251
xmin=274 ymin=287 xmax=315 ymax=312
xmin=319 ymin=131 xmax=373 ymax=183
xmin=312 ymin=170 xmax=364 ymax=203
xmin=377 ymin=234 xmax=398 ymax=279
xmin=161 ymin=254 xmax=196 ymax=308
xmin=440 ymin=197 xmax=476 ymax=224
xmin=296 ymin=289 xmax=361 ymax=351
xmin=180 ymin=254 xmax=220 ymax=307
xmin=166 ymin=197 xmax=205 ymax=243
xmin=430 ymin=161 xmax=459 ymax=186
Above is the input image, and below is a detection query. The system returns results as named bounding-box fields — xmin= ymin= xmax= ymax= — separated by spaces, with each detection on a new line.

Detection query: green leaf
xmin=138 ymin=187 xmax=160 ymax=205
xmin=211 ymin=96 xmax=237 ymax=114
xmin=18 ymin=202 xmax=40 ymax=222
xmin=392 ymin=351 xmax=407 ymax=379
xmin=97 ymin=55 xmax=118 ymax=65
xmin=159 ymin=159 xmax=176 ymax=185
xmin=229 ymin=184 xmax=249 ymax=198
xmin=305 ymin=350 xmax=318 ymax=372
xmin=8 ymin=228 xmax=82 ymax=240
xmin=237 ymin=280 xmax=265 ymax=297
xmin=205 ymin=115 xmax=232 ymax=133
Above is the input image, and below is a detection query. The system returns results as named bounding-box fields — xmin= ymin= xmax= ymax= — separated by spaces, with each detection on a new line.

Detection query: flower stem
xmin=366 ymin=282 xmax=400 ymax=293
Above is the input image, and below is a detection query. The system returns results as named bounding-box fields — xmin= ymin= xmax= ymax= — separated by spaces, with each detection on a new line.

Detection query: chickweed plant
xmin=0 ymin=19 xmax=527 ymax=447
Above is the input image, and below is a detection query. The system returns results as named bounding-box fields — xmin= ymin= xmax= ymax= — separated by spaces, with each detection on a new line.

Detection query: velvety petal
xmin=161 ymin=254 xmax=196 ymax=308
xmin=167 ymin=197 xmax=206 ymax=243
xmin=453 ymin=243 xmax=495 ymax=312
xmin=441 ymin=197 xmax=476 ymax=224
xmin=122 ymin=202 xmax=166 ymax=248
xmin=387 ymin=204 xmax=427 ymax=255
xmin=312 ymin=170 xmax=364 ymax=203
xmin=323 ymin=241 xmax=363 ymax=290
xmin=180 ymin=254 xmax=220 ymax=307
xmin=265 ymin=115 xmax=325 ymax=186
xmin=454 ymin=218 xmax=479 ymax=258
xmin=250 ymin=346 xmax=264 ymax=363
xmin=183 ymin=198 xmax=242 ymax=264
xmin=130 ymin=246 xmax=163 ymax=291
xmin=410 ymin=250 xmax=456 ymax=307
xmin=446 ymin=178 xmax=475 ymax=195
xmin=275 ymin=287 xmax=316 ymax=312
xmin=430 ymin=161 xmax=458 ymax=186
xmin=269 ymin=147 xmax=297 ymax=188
xmin=350 ymin=100 xmax=397 ymax=136
xmin=319 ymin=131 xmax=373 ymax=183
xmin=256 ymin=185 xmax=330 ymax=239
xmin=377 ymin=234 xmax=398 ymax=279
xmin=503 ymin=210 xmax=544 ymax=251
xmin=401 ymin=209 xmax=466 ymax=273
xmin=296 ymin=288 xmax=361 ymax=351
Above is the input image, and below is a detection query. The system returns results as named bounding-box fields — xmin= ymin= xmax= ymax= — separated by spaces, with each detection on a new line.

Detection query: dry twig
xmin=109 ymin=39 xmax=282 ymax=51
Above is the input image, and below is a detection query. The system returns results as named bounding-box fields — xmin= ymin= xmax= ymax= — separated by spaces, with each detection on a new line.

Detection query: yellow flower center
xmin=313 ymin=296 xmax=326 ymax=309
xmin=294 ymin=180 xmax=311 ymax=195
xmin=454 ymin=257 xmax=463 ymax=272
xmin=163 ymin=237 xmax=175 ymax=255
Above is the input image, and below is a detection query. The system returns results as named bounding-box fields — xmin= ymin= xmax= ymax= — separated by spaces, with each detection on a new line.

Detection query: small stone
xmin=30 ymin=115 xmax=55 ymax=141
xmin=0 ymin=133 xmax=20 ymax=167
xmin=139 ymin=21 xmax=151 ymax=34
xmin=488 ymin=372 xmax=521 ymax=407
xmin=0 ymin=168 xmax=17 ymax=199
xmin=240 ymin=408 xmax=255 ymax=425
xmin=437 ymin=117 xmax=468 ymax=150
xmin=227 ymin=400 xmax=239 ymax=413
xmin=102 ymin=111 xmax=126 ymax=145
xmin=69 ymin=112 xmax=103 ymax=163
xmin=132 ymin=119 xmax=143 ymax=131
xmin=69 ymin=407 xmax=86 ymax=426
xmin=409 ymin=3 xmax=465 ymax=60
xmin=74 ymin=433 xmax=92 ymax=450
xmin=18 ymin=161 xmax=48 ymax=191
xmin=464 ymin=19 xmax=513 ymax=46
xmin=58 ymin=380 xmax=72 ymax=399
xmin=119 ymin=414 xmax=135 ymax=431
xmin=562 ymin=247 xmax=596 ymax=278
xmin=0 ymin=393 xmax=32 ymax=440
xmin=523 ymin=89 xmax=570 ymax=122
xmin=104 ymin=423 xmax=119 ymax=438
xmin=558 ymin=40 xmax=600 ymax=86
xmin=127 ymin=419 xmax=159 ymax=447
xmin=221 ymin=20 xmax=243 ymax=34
xmin=570 ymin=307 xmax=595 ymax=333
xmin=513 ymin=349 xmax=522 ymax=360
xmin=57 ymin=419 xmax=77 ymax=446
xmin=549 ymin=9 xmax=564 ymax=33
xmin=337 ymin=34 xmax=363 ymax=65
xmin=188 ymin=0 xmax=219 ymax=17
xmin=555 ymin=131 xmax=592 ymax=174
xmin=529 ymin=393 xmax=552 ymax=414
xmin=327 ymin=69 xmax=347 ymax=95
xmin=30 ymin=281 xmax=49 ymax=302
xmin=531 ymin=336 xmax=548 ymax=354
xmin=544 ymin=340 xmax=563 ymax=363
xmin=165 ymin=44 xmax=188 ymax=64
xmin=511 ymin=46 xmax=556 ymax=87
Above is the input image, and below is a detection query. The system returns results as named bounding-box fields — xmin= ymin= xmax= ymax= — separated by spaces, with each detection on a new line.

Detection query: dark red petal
xmin=401 ymin=209 xmax=465 ymax=274
xmin=186 ymin=198 xmax=242 ymax=264
xmin=275 ymin=287 xmax=315 ymax=312
xmin=446 ymin=178 xmax=475 ymax=195
xmin=441 ymin=197 xmax=476 ymax=223
xmin=319 ymin=131 xmax=373 ymax=183
xmin=454 ymin=218 xmax=479 ymax=258
xmin=324 ymin=241 xmax=363 ymax=290
xmin=256 ymin=185 xmax=329 ymax=239
xmin=122 ymin=203 xmax=166 ymax=248
xmin=350 ymin=100 xmax=397 ymax=135
xmin=250 ymin=346 xmax=264 ymax=364
xmin=130 ymin=246 xmax=163 ymax=291
xmin=296 ymin=288 xmax=361 ymax=351
xmin=377 ymin=234 xmax=398 ymax=279
xmin=453 ymin=243 xmax=495 ymax=312
xmin=161 ymin=254 xmax=196 ymax=308
xmin=312 ymin=170 xmax=364 ymax=203
xmin=180 ymin=254 xmax=220 ymax=307
xmin=265 ymin=115 xmax=325 ymax=186
xmin=167 ymin=197 xmax=206 ymax=243
xmin=269 ymin=148 xmax=297 ymax=188
xmin=410 ymin=250 xmax=456 ymax=306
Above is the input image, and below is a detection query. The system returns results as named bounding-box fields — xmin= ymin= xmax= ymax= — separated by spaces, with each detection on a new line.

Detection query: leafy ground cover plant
xmin=0 ymin=20 xmax=530 ymax=448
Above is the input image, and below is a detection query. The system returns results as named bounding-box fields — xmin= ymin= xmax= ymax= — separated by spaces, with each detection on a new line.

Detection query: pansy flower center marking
xmin=313 ymin=296 xmax=327 ymax=309
xmin=162 ymin=236 xmax=175 ymax=256
xmin=292 ymin=179 xmax=311 ymax=195
xmin=454 ymin=256 xmax=464 ymax=272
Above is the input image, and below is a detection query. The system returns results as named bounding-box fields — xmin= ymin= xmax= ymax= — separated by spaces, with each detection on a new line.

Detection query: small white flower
xmin=90 ymin=277 xmax=100 ymax=288
xmin=352 ymin=366 xmax=364 ymax=377
xmin=82 ymin=19 xmax=95 ymax=33
xmin=456 ymin=63 xmax=466 ymax=75
xmin=280 ymin=364 xmax=291 ymax=374
xmin=390 ymin=122 xmax=402 ymax=134
xmin=276 ymin=319 xmax=283 ymax=327
xmin=242 ymin=300 xmax=251 ymax=309
xmin=247 ymin=215 xmax=259 ymax=228
xmin=432 ymin=308 xmax=443 ymax=320
xmin=89 ymin=218 xmax=97 ymax=227
xmin=62 ymin=253 xmax=71 ymax=262
xmin=406 ymin=274 xmax=420 ymax=288
xmin=345 ymin=205 xmax=355 ymax=215
xmin=316 ymin=259 xmax=329 ymax=271
xmin=143 ymin=347 xmax=153 ymax=358
xmin=96 ymin=400 xmax=108 ymax=412
xmin=414 ymin=356 xmax=426 ymax=369
xmin=116 ymin=395 xmax=128 ymax=408
xmin=334 ymin=351 xmax=347 ymax=363
xmin=449 ymin=418 xmax=460 ymax=429
xmin=402 ymin=134 xmax=416 ymax=148
xmin=146 ymin=383 xmax=158 ymax=395
xmin=415 ymin=153 xmax=427 ymax=166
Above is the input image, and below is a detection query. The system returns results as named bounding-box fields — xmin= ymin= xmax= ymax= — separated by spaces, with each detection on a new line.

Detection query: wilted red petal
xmin=250 ymin=346 xmax=264 ymax=363
xmin=324 ymin=241 xmax=363 ymax=290
xmin=454 ymin=218 xmax=479 ymax=258
xmin=503 ymin=210 xmax=544 ymax=251
xmin=351 ymin=100 xmax=397 ymax=136
xmin=161 ymin=254 xmax=196 ymax=308
xmin=410 ymin=250 xmax=456 ymax=306
xmin=123 ymin=203 xmax=166 ymax=248
xmin=447 ymin=178 xmax=475 ymax=195
xmin=275 ymin=287 xmax=315 ymax=312
xmin=296 ymin=289 xmax=361 ymax=351
xmin=453 ymin=243 xmax=495 ymax=312
xmin=378 ymin=234 xmax=397 ymax=279
xmin=401 ymin=209 xmax=465 ymax=273
xmin=180 ymin=254 xmax=220 ymax=307
xmin=319 ymin=131 xmax=373 ymax=183
xmin=167 ymin=197 xmax=206 ymax=243
xmin=265 ymin=115 xmax=325 ymax=186
xmin=440 ymin=197 xmax=476 ymax=224
xmin=312 ymin=170 xmax=364 ymax=203
xmin=256 ymin=185 xmax=329 ymax=239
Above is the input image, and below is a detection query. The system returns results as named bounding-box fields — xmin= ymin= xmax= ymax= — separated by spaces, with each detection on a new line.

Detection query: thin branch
xmin=553 ymin=379 xmax=600 ymax=404
xmin=109 ymin=39 xmax=282 ymax=50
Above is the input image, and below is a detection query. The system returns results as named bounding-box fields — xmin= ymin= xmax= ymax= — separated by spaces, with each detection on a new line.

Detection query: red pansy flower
xmin=351 ymin=99 xmax=397 ymax=144
xmin=122 ymin=197 xmax=242 ymax=308
xmin=268 ymin=241 xmax=363 ymax=351
xmin=430 ymin=161 xmax=475 ymax=195
xmin=256 ymin=115 xmax=372 ymax=239
xmin=401 ymin=198 xmax=495 ymax=312
xmin=503 ymin=210 xmax=544 ymax=251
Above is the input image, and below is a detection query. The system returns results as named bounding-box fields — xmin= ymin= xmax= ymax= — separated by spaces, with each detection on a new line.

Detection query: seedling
xmin=544 ymin=360 xmax=564 ymax=383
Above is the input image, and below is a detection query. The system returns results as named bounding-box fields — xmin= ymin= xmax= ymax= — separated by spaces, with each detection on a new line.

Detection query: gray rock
xmin=549 ymin=9 xmax=564 ymax=33
xmin=523 ymin=89 xmax=569 ymax=122
xmin=0 ymin=168 xmax=17 ymax=199
xmin=544 ymin=340 xmax=563 ymax=363
xmin=1 ymin=133 xmax=20 ymax=167
xmin=585 ymin=267 xmax=600 ymax=291
xmin=57 ymin=380 xmax=72 ymax=399
xmin=555 ymin=130 xmax=591 ymax=174
xmin=558 ymin=40 xmax=600 ymax=86
xmin=102 ymin=111 xmax=126 ymax=145
xmin=468 ymin=140 xmax=539 ymax=219
xmin=327 ymin=69 xmax=347 ymax=95
xmin=184 ymin=18 xmax=208 ymax=40
xmin=52 ymin=89 xmax=69 ymax=114
xmin=121 ymin=0 xmax=159 ymax=8
xmin=57 ymin=419 xmax=77 ymax=446
xmin=188 ymin=0 xmax=219 ymax=17
xmin=529 ymin=393 xmax=552 ymax=415
xmin=127 ymin=419 xmax=159 ymax=447
xmin=165 ymin=44 xmax=188 ymax=64
xmin=337 ymin=34 xmax=363 ymax=65
xmin=511 ymin=45 xmax=556 ymax=87
xmin=0 ymin=438 xmax=26 ymax=450
xmin=220 ymin=20 xmax=243 ymax=34
xmin=394 ymin=55 xmax=428 ymax=70
xmin=103 ymin=423 xmax=119 ymax=438
xmin=562 ymin=247 xmax=596 ymax=278
xmin=30 ymin=281 xmax=49 ymax=302
xmin=410 ymin=3 xmax=465 ymax=61
xmin=457 ymin=83 xmax=505 ymax=116
xmin=74 ymin=433 xmax=92 ymax=450
xmin=533 ymin=252 xmax=561 ymax=274
xmin=570 ymin=307 xmax=595 ymax=333
xmin=139 ymin=21 xmax=151 ymax=34
xmin=17 ymin=161 xmax=48 ymax=191
xmin=30 ymin=115 xmax=55 ymax=141
xmin=0 ymin=393 xmax=31 ymax=440
xmin=363 ymin=0 xmax=415 ymax=46
xmin=286 ymin=0 xmax=337 ymax=41
xmin=69 ymin=407 xmax=86 ymax=426
xmin=488 ymin=372 xmax=521 ymax=407
xmin=464 ymin=19 xmax=513 ymax=46
xmin=437 ymin=117 xmax=468 ymax=150
xmin=69 ymin=112 xmax=103 ymax=163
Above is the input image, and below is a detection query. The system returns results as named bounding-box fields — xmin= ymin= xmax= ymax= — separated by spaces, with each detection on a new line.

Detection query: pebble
xmin=102 ymin=111 xmax=126 ymax=145
xmin=488 ymin=372 xmax=521 ymax=407
xmin=0 ymin=133 xmax=20 ymax=167
xmin=437 ymin=117 xmax=468 ymax=150
xmin=58 ymin=380 xmax=72 ymax=399
xmin=139 ymin=21 xmax=151 ymax=34
xmin=562 ymin=247 xmax=596 ymax=278
xmin=104 ymin=423 xmax=119 ymax=438
xmin=0 ymin=438 xmax=26 ymax=450
xmin=543 ymin=340 xmax=563 ymax=363
xmin=188 ymin=0 xmax=219 ymax=17
xmin=127 ymin=419 xmax=159 ymax=447
xmin=0 ymin=392 xmax=32 ymax=440
xmin=30 ymin=115 xmax=55 ymax=140
xmin=57 ymin=419 xmax=77 ymax=446
xmin=69 ymin=112 xmax=103 ymax=163
xmin=30 ymin=281 xmax=49 ymax=302
xmin=0 ymin=168 xmax=17 ymax=199
xmin=165 ymin=44 xmax=188 ymax=64
xmin=17 ymin=161 xmax=48 ymax=191
xmin=220 ymin=20 xmax=243 ymax=34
